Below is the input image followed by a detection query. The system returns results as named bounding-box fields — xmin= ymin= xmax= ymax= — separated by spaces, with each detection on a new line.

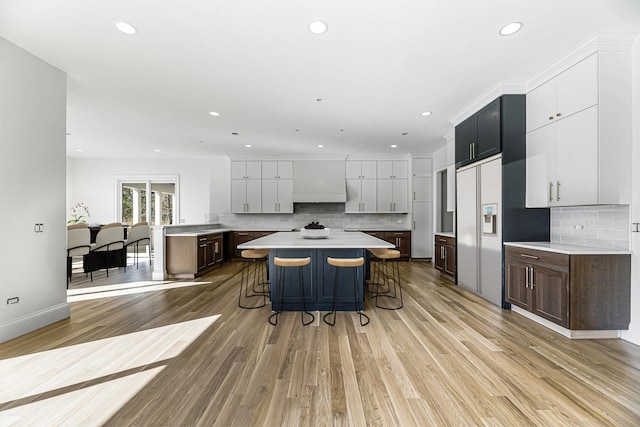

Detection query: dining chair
xmin=67 ymin=223 xmax=91 ymax=287
xmin=89 ymin=222 xmax=125 ymax=280
xmin=124 ymin=221 xmax=151 ymax=270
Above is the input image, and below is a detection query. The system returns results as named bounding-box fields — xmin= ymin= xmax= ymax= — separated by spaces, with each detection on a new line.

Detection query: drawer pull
xmin=438 ymin=238 xmax=447 ymax=242
xmin=520 ymin=253 xmax=539 ymax=260
xmin=238 ymin=233 xmax=249 ymax=236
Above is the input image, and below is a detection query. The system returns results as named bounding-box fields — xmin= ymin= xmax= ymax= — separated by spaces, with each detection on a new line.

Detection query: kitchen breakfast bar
xmin=237 ymin=230 xmax=394 ymax=311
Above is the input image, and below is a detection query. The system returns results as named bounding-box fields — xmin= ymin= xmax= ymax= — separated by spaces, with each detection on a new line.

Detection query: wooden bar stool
xmin=370 ymin=249 xmax=403 ymax=310
xmin=238 ymin=249 xmax=270 ymax=309
xmin=323 ymin=257 xmax=369 ymax=327
xmin=367 ymin=248 xmax=388 ymax=297
xmin=269 ymin=257 xmax=314 ymax=326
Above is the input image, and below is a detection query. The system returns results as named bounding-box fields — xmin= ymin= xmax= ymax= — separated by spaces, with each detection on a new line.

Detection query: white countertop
xmin=237 ymin=230 xmax=395 ymax=249
xmin=166 ymin=228 xmax=235 ymax=237
xmin=435 ymin=232 xmax=455 ymax=238
xmin=504 ymin=242 xmax=632 ymax=255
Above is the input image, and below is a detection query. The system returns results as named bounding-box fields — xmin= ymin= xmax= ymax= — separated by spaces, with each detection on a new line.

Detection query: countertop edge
xmin=504 ymin=242 xmax=632 ymax=255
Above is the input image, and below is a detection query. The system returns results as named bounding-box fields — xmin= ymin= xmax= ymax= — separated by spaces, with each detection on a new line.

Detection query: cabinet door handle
xmin=530 ymin=267 xmax=535 ymax=290
xmin=473 ymin=142 xmax=476 ymax=159
xmin=520 ymin=253 xmax=539 ymax=260
xmin=413 ymin=191 xmax=416 ymax=201
xmin=556 ymin=181 xmax=561 ymax=201
xmin=549 ymin=182 xmax=554 ymax=202
xmin=442 ymin=246 xmax=445 ymax=259
xmin=556 ymin=113 xmax=562 ymax=117
xmin=413 ymin=220 xmax=416 ymax=230
xmin=525 ymin=266 xmax=530 ymax=288
xmin=549 ymin=116 xmax=554 ymax=121
xmin=469 ymin=144 xmax=472 ymax=159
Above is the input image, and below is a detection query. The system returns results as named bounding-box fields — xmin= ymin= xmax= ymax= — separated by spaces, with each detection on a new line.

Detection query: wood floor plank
xmin=2 ymin=260 xmax=640 ymax=426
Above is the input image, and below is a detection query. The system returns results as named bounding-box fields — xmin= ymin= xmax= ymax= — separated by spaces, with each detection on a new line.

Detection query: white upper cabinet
xmin=346 ymin=178 xmax=377 ymax=213
xmin=525 ymin=45 xmax=632 ymax=207
xmin=262 ymin=161 xmax=293 ymax=180
xmin=377 ymin=160 xmax=408 ymax=179
xmin=412 ymin=158 xmax=432 ymax=177
xmin=231 ymin=161 xmax=261 ymax=180
xmin=346 ymin=160 xmax=377 ymax=179
xmin=376 ymin=160 xmax=409 ymax=213
xmin=526 ymin=53 xmax=598 ymax=133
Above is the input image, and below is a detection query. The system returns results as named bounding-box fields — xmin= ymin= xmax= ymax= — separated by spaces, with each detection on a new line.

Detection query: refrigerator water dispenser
xmin=482 ymin=203 xmax=497 ymax=234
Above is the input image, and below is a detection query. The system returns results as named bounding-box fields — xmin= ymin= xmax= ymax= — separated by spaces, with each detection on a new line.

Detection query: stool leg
xmin=299 ymin=266 xmax=314 ymax=326
xmin=269 ymin=266 xmax=285 ymax=325
xmin=239 ymin=259 xmax=266 ymax=309
xmin=353 ymin=267 xmax=369 ymax=326
xmin=375 ymin=260 xmax=403 ymax=310
xmin=323 ymin=267 xmax=339 ymax=326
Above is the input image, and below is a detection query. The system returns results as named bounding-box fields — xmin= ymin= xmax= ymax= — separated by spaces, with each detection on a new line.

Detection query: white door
xmin=277 ymin=179 xmax=293 ymax=213
xmin=345 ymin=179 xmax=362 ymax=213
xmin=361 ymin=179 xmax=377 ymax=213
xmin=556 ymin=53 xmax=598 ymax=120
xmin=245 ymin=161 xmax=262 ymax=180
xmin=377 ymin=161 xmax=393 ymax=179
xmin=479 ymin=158 xmax=503 ymax=306
xmin=526 ymin=124 xmax=556 ymax=208
xmin=261 ymin=179 xmax=278 ymax=213
xmin=554 ymin=106 xmax=599 ymax=206
xmin=231 ymin=179 xmax=247 ymax=213
xmin=456 ymin=166 xmax=478 ymax=292
xmin=393 ymin=161 xmax=409 ymax=179
xmin=231 ymin=161 xmax=247 ymax=180
xmin=377 ymin=179 xmax=393 ymax=212
xmin=346 ymin=161 xmax=362 ymax=179
xmin=361 ymin=161 xmax=377 ymax=179
xmin=261 ymin=161 xmax=278 ymax=179
xmin=245 ymin=180 xmax=262 ymax=213
xmin=411 ymin=201 xmax=433 ymax=258
xmin=392 ymin=178 xmax=409 ymax=212
xmin=526 ymin=78 xmax=556 ymax=133
xmin=413 ymin=176 xmax=432 ymax=202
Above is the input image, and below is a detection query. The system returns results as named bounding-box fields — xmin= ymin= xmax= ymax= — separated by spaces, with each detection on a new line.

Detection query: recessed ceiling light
xmin=390 ymin=145 xmax=398 ymax=148
xmin=76 ymin=149 xmax=84 ymax=152
xmin=154 ymin=149 xmax=161 ymax=152
xmin=499 ymin=21 xmax=523 ymax=36
xmin=232 ymin=132 xmax=239 ymax=135
xmin=245 ymin=144 xmax=252 ymax=148
xmin=209 ymin=111 xmax=220 ymax=116
xmin=317 ymin=145 xmax=324 ymax=148
xmin=309 ymin=21 xmax=328 ymax=35
xmin=420 ymin=111 xmax=432 ymax=117
xmin=114 ymin=21 xmax=137 ymax=35
xmin=401 ymin=132 xmax=408 ymax=136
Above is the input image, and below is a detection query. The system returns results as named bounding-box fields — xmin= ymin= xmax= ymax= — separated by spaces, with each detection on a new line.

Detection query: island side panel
xmin=269 ymin=248 xmax=317 ymax=311
xmin=317 ymin=248 xmax=366 ymax=311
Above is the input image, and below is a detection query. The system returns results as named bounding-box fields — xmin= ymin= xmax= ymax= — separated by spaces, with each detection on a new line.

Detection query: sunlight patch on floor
xmin=67 ymin=280 xmax=212 ymax=302
xmin=0 ymin=315 xmax=220 ymax=416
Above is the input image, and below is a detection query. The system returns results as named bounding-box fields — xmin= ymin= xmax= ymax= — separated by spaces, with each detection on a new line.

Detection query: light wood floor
xmin=1 ymin=260 xmax=640 ymax=426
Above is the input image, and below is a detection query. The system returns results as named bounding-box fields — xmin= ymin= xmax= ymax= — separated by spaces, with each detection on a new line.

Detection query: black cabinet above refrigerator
xmin=455 ymin=97 xmax=502 ymax=168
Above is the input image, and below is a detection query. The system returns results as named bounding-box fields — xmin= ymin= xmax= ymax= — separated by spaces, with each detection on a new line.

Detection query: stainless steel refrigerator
xmin=456 ymin=155 xmax=503 ymax=306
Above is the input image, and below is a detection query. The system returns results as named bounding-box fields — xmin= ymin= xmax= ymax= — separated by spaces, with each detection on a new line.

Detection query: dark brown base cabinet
xmin=230 ymin=231 xmax=276 ymax=259
xmin=434 ymin=235 xmax=455 ymax=277
xmin=166 ymin=232 xmax=224 ymax=278
xmin=364 ymin=231 xmax=411 ymax=259
xmin=505 ymin=246 xmax=630 ymax=330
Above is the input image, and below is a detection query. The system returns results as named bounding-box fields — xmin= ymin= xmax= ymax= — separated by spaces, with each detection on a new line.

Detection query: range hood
xmin=292 ymin=160 xmax=346 ymax=203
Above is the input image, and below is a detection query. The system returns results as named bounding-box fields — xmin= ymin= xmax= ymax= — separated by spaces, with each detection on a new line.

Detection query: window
xmin=116 ymin=176 xmax=179 ymax=226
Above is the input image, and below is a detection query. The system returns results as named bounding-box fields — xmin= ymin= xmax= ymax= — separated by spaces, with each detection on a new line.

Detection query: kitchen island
xmin=238 ymin=230 xmax=394 ymax=311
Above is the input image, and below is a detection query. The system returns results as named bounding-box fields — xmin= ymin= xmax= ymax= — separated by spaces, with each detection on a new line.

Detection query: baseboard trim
xmin=0 ymin=303 xmax=70 ymax=344
xmin=621 ymin=322 xmax=640 ymax=346
xmin=511 ymin=306 xmax=621 ymax=339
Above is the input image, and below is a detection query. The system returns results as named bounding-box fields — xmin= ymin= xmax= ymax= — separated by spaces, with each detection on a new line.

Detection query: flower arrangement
xmin=68 ymin=202 xmax=91 ymax=223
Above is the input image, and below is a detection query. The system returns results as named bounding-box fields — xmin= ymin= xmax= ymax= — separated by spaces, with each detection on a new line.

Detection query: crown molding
xmin=448 ymin=81 xmax=526 ymax=127
xmin=526 ymin=32 xmax=636 ymax=92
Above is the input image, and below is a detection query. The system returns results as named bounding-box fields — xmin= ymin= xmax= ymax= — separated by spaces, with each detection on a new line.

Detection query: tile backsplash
xmin=217 ymin=203 xmax=410 ymax=230
xmin=551 ymin=205 xmax=630 ymax=249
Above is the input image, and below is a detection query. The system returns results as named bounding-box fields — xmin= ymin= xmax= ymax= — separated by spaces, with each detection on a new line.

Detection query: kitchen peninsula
xmin=238 ymin=230 xmax=394 ymax=311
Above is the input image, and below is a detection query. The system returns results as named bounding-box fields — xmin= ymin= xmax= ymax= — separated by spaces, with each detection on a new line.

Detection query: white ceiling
xmin=1 ymin=0 xmax=640 ymax=160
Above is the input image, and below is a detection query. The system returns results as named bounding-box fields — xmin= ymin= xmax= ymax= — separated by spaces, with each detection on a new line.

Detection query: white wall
xmin=68 ymin=157 xmax=231 ymax=225
xmin=622 ymin=34 xmax=640 ymax=346
xmin=0 ymin=37 xmax=69 ymax=343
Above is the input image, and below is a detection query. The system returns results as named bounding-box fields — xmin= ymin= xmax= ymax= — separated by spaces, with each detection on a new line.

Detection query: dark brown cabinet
xmin=434 ymin=234 xmax=455 ymax=277
xmin=505 ymin=246 xmax=630 ymax=330
xmin=364 ymin=230 xmax=411 ymax=260
xmin=166 ymin=232 xmax=225 ymax=278
xmin=231 ymin=231 xmax=275 ymax=259
xmin=455 ymin=98 xmax=501 ymax=168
